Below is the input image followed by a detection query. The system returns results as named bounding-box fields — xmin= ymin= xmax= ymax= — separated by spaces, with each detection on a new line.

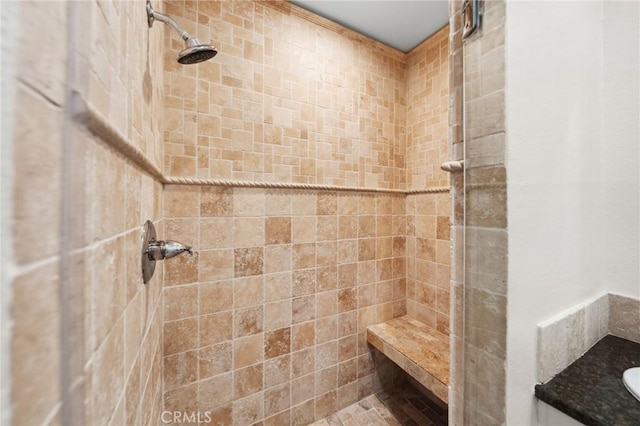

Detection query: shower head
xmin=146 ymin=0 xmax=217 ymax=65
xmin=178 ymin=38 xmax=218 ymax=64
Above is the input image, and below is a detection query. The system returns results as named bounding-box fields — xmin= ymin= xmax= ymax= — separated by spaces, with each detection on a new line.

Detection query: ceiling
xmin=289 ymin=0 xmax=450 ymax=53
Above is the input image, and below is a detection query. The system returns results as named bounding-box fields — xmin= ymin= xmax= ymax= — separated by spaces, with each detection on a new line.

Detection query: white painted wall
xmin=601 ymin=0 xmax=640 ymax=298
xmin=505 ymin=1 xmax=639 ymax=424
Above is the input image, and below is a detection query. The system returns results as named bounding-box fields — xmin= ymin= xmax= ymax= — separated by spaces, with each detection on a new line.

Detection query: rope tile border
xmin=79 ymin=102 xmax=449 ymax=195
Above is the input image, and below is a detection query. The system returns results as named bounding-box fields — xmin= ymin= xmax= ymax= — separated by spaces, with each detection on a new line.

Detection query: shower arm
xmin=146 ymin=1 xmax=192 ymax=42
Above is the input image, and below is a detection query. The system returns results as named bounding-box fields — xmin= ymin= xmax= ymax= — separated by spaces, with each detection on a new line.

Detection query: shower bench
xmin=366 ymin=315 xmax=449 ymax=403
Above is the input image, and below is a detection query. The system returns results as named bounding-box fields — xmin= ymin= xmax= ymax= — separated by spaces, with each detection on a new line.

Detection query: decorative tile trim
xmin=75 ymin=99 xmax=165 ymax=182
xmin=165 ymin=176 xmax=449 ymax=195
xmin=79 ymin=101 xmax=450 ymax=195
xmin=537 ymin=292 xmax=640 ymax=383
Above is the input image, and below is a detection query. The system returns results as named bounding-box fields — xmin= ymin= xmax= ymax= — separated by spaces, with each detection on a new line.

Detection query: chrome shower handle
xmin=147 ymin=240 xmax=193 ymax=261
xmin=141 ymin=220 xmax=194 ymax=284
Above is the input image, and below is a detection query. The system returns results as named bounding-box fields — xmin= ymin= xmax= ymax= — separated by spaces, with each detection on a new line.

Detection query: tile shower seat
xmin=366 ymin=315 xmax=449 ymax=403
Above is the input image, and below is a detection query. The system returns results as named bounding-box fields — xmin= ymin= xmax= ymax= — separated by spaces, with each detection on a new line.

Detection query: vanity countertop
xmin=535 ymin=335 xmax=640 ymax=426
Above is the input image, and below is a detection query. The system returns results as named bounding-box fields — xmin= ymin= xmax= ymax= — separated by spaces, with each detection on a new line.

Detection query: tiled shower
xmin=159 ymin=2 xmax=452 ymax=422
xmin=6 ymin=0 xmax=639 ymax=425
xmin=3 ymin=0 xmax=498 ymax=425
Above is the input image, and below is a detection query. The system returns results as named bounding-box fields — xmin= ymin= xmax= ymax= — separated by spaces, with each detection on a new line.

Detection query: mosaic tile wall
xmin=159 ymin=2 xmax=451 ymax=424
xmin=406 ymin=26 xmax=450 ymax=191
xmin=7 ymin=1 xmax=451 ymax=425
xmin=405 ymin=28 xmax=452 ymax=334
xmin=162 ymin=1 xmax=407 ymax=190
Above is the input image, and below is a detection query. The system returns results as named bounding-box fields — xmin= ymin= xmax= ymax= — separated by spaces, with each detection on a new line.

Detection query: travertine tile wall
xmin=162 ymin=186 xmax=407 ymax=424
xmin=9 ymin=1 xmax=167 ymax=425
xmin=79 ymin=0 xmax=167 ymax=424
xmin=406 ymin=26 xmax=450 ymax=191
xmin=7 ymin=1 xmax=451 ymax=426
xmin=405 ymin=193 xmax=452 ymax=335
xmin=162 ymin=0 xmax=407 ymax=190
xmin=448 ymin=0 xmax=508 ymax=425
xmin=159 ymin=2 xmax=452 ymax=424
xmin=8 ymin=2 xmax=67 ymax=423
xmin=405 ymin=26 xmax=451 ymax=334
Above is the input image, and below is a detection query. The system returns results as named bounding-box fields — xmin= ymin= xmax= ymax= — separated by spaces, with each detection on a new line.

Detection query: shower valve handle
xmin=141 ymin=220 xmax=193 ymax=284
xmin=147 ymin=240 xmax=193 ymax=261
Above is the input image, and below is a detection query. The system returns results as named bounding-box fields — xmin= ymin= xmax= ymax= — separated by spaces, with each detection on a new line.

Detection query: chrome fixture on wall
xmin=141 ymin=220 xmax=193 ymax=284
xmin=462 ymin=0 xmax=481 ymax=39
xmin=146 ymin=0 xmax=218 ymax=64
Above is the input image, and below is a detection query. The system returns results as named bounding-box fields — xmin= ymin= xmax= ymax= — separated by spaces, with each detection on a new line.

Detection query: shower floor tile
xmin=310 ymin=384 xmax=448 ymax=426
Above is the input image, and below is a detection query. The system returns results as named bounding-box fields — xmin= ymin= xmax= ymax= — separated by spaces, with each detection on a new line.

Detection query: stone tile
xmin=585 ymin=293 xmax=609 ymax=349
xmin=266 ymin=216 xmax=292 ymax=244
xmin=233 ymin=333 xmax=264 ymax=370
xmin=13 ymin=86 xmax=63 ymax=265
xmin=164 ymin=284 xmax=198 ymax=321
xmin=200 ymin=218 xmax=233 ymax=249
xmin=199 ymin=341 xmax=233 ymax=379
xmin=233 ymin=393 xmax=265 ymax=425
xmin=538 ymin=316 xmax=569 ymax=383
xmin=199 ymin=311 xmax=232 ymax=348
xmin=264 ymin=382 xmax=291 ymax=418
xmin=609 ymin=294 xmax=640 ymax=343
xmin=265 ymin=327 xmax=292 ymax=359
xmin=164 ymin=350 xmax=198 ymax=390
xmin=165 ymin=318 xmax=199 ymax=356
xmin=234 ymin=247 xmax=264 ymax=277
xmin=165 ymin=185 xmax=200 ymax=218
xmin=233 ymin=275 xmax=264 ymax=309
xmin=198 ymin=249 xmax=234 ymax=281
xmin=233 ymin=364 xmax=264 ymax=399
xmin=200 ymin=280 xmax=233 ymax=315
xmin=235 ymin=306 xmax=264 ymax=337
xmin=200 ymin=186 xmax=233 ymax=217
xmin=465 ymin=166 xmax=507 ymax=229
xmin=198 ymin=373 xmax=233 ymax=409
xmin=11 ymin=261 xmax=61 ymax=425
xmin=264 ymin=354 xmax=291 ymax=388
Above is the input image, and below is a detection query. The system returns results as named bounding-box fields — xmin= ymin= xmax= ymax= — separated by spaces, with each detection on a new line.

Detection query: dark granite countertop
xmin=535 ymin=335 xmax=640 ymax=426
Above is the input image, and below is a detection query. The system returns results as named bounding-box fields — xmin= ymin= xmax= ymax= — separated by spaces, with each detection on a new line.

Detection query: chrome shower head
xmin=146 ymin=0 xmax=217 ymax=65
xmin=178 ymin=38 xmax=218 ymax=64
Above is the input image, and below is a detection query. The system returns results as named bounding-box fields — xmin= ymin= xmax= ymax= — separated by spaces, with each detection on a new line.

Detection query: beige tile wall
xmin=159 ymin=1 xmax=452 ymax=424
xmin=8 ymin=1 xmax=452 ymax=425
xmin=7 ymin=1 xmax=69 ymax=424
xmin=10 ymin=84 xmax=65 ymax=425
xmin=162 ymin=0 xmax=407 ymax=190
xmin=79 ymin=0 xmax=167 ymax=423
xmin=405 ymin=193 xmax=452 ymax=335
xmin=9 ymin=0 xmax=167 ymax=425
xmin=162 ymin=185 xmax=407 ymax=424
xmin=406 ymin=26 xmax=450 ymax=190
xmin=448 ymin=0 xmax=508 ymax=424
xmin=78 ymin=0 xmax=168 ymax=424
xmin=405 ymin=25 xmax=451 ymax=334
